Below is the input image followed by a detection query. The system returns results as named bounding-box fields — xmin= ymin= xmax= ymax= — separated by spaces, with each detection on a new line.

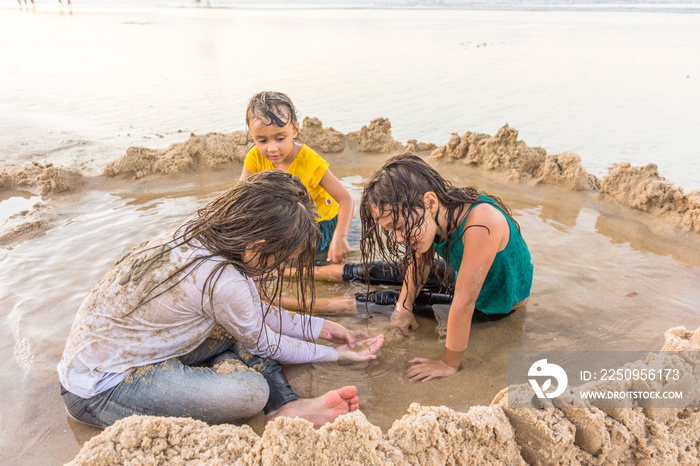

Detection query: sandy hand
xmin=405 ymin=357 xmax=458 ymax=382
xmin=319 ymin=320 xmax=368 ymax=346
xmin=390 ymin=308 xmax=418 ymax=336
xmin=336 ymin=334 xmax=384 ymax=362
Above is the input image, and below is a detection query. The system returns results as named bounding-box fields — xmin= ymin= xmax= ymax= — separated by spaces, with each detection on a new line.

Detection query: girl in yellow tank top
xmin=239 ymin=91 xmax=354 ymax=263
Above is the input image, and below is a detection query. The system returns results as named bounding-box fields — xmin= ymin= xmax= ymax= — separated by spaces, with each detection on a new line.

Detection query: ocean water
xmin=1 ymin=3 xmax=700 ymax=464
xmin=10 ymin=0 xmax=700 ymax=11
xmin=1 ymin=2 xmax=700 ymax=191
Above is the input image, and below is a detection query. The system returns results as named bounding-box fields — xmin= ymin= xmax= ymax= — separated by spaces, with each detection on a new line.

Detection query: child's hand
xmin=327 ymin=236 xmax=350 ymax=263
xmin=336 ymin=334 xmax=384 ymax=362
xmin=319 ymin=320 xmax=369 ymax=347
xmin=390 ymin=308 xmax=418 ymax=336
xmin=405 ymin=358 xmax=458 ymax=382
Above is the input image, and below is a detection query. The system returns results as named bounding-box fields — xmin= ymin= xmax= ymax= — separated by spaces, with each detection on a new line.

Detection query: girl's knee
xmin=217 ymin=370 xmax=269 ymax=421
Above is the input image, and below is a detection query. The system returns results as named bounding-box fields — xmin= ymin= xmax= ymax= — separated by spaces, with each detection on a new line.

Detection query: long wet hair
xmin=360 ymin=153 xmax=518 ymax=306
xmin=130 ymin=170 xmax=320 ymax=339
xmin=246 ymin=91 xmax=299 ymax=128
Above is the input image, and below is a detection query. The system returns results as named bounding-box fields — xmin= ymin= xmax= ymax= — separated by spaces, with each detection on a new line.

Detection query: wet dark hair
xmin=360 ymin=153 xmax=518 ymax=309
xmin=129 ymin=170 xmax=320 ymax=343
xmin=246 ymin=91 xmax=298 ymax=128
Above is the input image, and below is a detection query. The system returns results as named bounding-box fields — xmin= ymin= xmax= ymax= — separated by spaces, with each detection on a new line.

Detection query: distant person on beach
xmin=239 ymin=91 xmax=354 ymax=264
xmin=57 ymin=170 xmax=384 ymax=429
xmin=359 ymin=153 xmax=533 ymax=382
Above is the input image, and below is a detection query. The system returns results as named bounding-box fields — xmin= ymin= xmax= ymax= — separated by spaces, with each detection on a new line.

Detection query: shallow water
xmin=1 ymin=5 xmax=700 ymax=464
xmin=2 ymin=152 xmax=699 ymax=464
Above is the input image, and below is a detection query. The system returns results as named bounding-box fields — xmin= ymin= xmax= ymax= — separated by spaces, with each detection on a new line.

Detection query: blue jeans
xmin=60 ymin=336 xmax=300 ymax=428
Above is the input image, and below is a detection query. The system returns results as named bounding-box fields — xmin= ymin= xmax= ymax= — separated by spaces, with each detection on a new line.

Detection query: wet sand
xmin=65 ymin=325 xmax=700 ymax=465
xmin=1 ymin=119 xmax=699 ymax=464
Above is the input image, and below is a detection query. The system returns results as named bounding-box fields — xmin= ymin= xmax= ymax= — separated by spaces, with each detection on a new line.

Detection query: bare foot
xmin=265 ymin=386 xmax=359 ymax=427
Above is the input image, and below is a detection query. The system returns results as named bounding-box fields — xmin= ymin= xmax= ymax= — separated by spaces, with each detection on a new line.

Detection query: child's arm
xmin=262 ymin=297 xmax=384 ymax=362
xmin=390 ymin=257 xmax=428 ymax=335
xmin=239 ymin=166 xmax=253 ymax=180
xmin=318 ymin=169 xmax=354 ymax=263
xmin=405 ymin=204 xmax=508 ymax=382
xmin=274 ymin=294 xmax=358 ymax=316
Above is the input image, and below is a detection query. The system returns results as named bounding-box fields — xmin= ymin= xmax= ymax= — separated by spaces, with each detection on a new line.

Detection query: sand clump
xmin=297 ymin=116 xmax=347 ymax=153
xmin=67 ymin=416 xmax=260 ymax=466
xmin=430 ymin=124 xmax=700 ymax=233
xmin=101 ymin=117 xmax=433 ymax=180
xmin=0 ymin=161 xmax=84 ymax=196
xmin=2 ymin=119 xmax=698 ymax=234
xmin=430 ymin=124 xmax=600 ymax=192
xmin=297 ymin=116 xmax=437 ymax=155
xmin=0 ymin=202 xmax=56 ymax=247
xmin=346 ymin=118 xmax=405 ymax=153
xmin=103 ymin=131 xmax=253 ymax=179
xmin=600 ymin=162 xmax=700 ymax=233
xmin=68 ymin=325 xmax=700 ymax=465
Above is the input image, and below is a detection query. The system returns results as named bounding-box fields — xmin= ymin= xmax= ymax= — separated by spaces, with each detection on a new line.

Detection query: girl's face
xmin=372 ymin=204 xmax=438 ymax=255
xmin=248 ymin=117 xmax=299 ymax=168
xmin=243 ymin=243 xmax=301 ymax=277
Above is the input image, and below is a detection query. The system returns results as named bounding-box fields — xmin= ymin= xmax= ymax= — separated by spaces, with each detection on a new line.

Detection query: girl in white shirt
xmin=57 ymin=170 xmax=383 ymax=428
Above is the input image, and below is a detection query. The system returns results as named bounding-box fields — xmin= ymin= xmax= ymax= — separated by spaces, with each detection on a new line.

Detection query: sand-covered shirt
xmin=244 ymin=145 xmax=338 ymax=222
xmin=57 ymin=230 xmax=337 ymax=399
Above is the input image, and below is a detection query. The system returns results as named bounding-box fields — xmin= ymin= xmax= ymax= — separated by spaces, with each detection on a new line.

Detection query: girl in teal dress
xmin=360 ymin=153 xmax=533 ymax=382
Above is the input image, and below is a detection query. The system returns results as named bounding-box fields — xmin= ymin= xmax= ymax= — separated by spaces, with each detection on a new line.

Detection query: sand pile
xmin=99 ymin=117 xmax=433 ymax=180
xmin=67 ymin=416 xmax=260 ymax=466
xmin=0 ymin=202 xmax=55 ymax=247
xmin=429 ymin=124 xmax=700 ymax=233
xmin=0 ymin=161 xmax=84 ymax=196
xmin=430 ymin=124 xmax=600 ymax=191
xmin=346 ymin=118 xmax=406 ymax=154
xmin=67 ymin=325 xmax=700 ymax=465
xmin=103 ymin=131 xmax=253 ymax=179
xmin=297 ymin=117 xmax=347 ymax=153
xmin=298 ymin=116 xmax=437 ymax=155
xmin=600 ymin=162 xmax=700 ymax=233
xmin=3 ymin=118 xmax=698 ymax=236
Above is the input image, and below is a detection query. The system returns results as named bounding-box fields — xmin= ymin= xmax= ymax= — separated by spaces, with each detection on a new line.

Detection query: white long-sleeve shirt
xmin=57 ymin=231 xmax=337 ymax=398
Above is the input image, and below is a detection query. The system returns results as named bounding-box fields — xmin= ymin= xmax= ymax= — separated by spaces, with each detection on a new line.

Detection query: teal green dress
xmin=434 ymin=196 xmax=533 ymax=314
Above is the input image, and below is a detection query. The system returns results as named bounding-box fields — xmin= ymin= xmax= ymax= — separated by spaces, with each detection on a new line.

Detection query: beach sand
xmin=1 ymin=117 xmax=699 ymax=464
xmin=65 ymin=325 xmax=700 ymax=465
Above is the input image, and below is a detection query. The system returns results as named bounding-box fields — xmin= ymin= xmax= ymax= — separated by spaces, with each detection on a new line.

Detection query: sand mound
xmin=347 ymin=118 xmax=405 ymax=153
xmin=430 ymin=124 xmax=601 ymax=191
xmin=68 ymin=325 xmax=700 ymax=465
xmin=103 ymin=131 xmax=253 ymax=179
xmin=297 ymin=116 xmax=347 ymax=153
xmin=101 ymin=117 xmax=435 ymax=181
xmin=0 ymin=202 xmax=55 ymax=247
xmin=0 ymin=161 xmax=84 ymax=196
xmin=430 ymin=124 xmax=700 ymax=233
xmin=66 ymin=416 xmax=260 ymax=466
xmin=663 ymin=325 xmax=700 ymax=352
xmin=600 ymin=162 xmax=700 ymax=233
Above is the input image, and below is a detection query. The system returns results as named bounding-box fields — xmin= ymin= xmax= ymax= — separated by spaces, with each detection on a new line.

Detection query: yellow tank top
xmin=243 ymin=145 xmax=338 ymax=222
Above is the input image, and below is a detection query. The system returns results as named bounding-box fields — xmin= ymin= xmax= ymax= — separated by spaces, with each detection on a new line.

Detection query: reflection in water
xmin=595 ymin=210 xmax=700 ymax=266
